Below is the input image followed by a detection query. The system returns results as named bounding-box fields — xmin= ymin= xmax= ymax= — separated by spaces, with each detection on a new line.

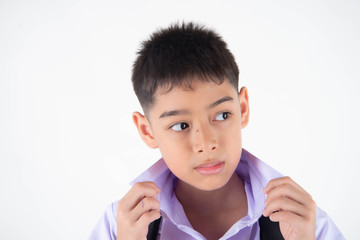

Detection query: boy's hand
xmin=116 ymin=181 xmax=161 ymax=240
xmin=263 ymin=176 xmax=316 ymax=240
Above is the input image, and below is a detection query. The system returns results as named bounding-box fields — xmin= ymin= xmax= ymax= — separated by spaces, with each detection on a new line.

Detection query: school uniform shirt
xmin=89 ymin=149 xmax=345 ymax=240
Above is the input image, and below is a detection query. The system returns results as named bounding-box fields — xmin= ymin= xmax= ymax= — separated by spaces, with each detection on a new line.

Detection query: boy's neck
xmin=174 ymin=172 xmax=248 ymax=218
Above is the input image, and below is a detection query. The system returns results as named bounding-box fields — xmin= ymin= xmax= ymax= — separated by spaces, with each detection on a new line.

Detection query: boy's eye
xmin=215 ymin=112 xmax=230 ymax=121
xmin=170 ymin=122 xmax=189 ymax=131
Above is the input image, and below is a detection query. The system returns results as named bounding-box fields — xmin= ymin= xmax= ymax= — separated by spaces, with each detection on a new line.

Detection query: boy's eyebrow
xmin=159 ymin=96 xmax=234 ymax=119
xmin=159 ymin=109 xmax=190 ymax=119
xmin=208 ymin=96 xmax=234 ymax=109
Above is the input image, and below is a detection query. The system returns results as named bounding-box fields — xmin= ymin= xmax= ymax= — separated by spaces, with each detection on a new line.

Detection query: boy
xmin=89 ymin=22 xmax=344 ymax=240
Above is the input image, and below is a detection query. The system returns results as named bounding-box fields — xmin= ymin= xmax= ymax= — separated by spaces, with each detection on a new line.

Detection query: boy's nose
xmin=192 ymin=127 xmax=219 ymax=153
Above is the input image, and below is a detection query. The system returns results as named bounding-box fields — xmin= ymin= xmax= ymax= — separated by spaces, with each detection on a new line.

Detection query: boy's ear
xmin=238 ymin=86 xmax=250 ymax=129
xmin=132 ymin=111 xmax=158 ymax=149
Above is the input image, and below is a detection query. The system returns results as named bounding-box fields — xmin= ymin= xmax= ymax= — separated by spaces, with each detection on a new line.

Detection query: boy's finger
xmin=130 ymin=196 xmax=160 ymax=222
xmin=263 ymin=196 xmax=305 ymax=218
xmin=133 ymin=181 xmax=161 ymax=194
xmin=265 ymin=182 xmax=311 ymax=207
xmin=264 ymin=176 xmax=305 ymax=195
xmin=269 ymin=210 xmax=303 ymax=227
xmin=137 ymin=209 xmax=161 ymax=230
xmin=120 ymin=182 xmax=161 ymax=211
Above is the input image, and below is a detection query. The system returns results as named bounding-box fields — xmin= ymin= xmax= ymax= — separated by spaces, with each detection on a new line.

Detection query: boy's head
xmin=132 ymin=22 xmax=239 ymax=116
xmin=131 ymin=22 xmax=249 ymax=192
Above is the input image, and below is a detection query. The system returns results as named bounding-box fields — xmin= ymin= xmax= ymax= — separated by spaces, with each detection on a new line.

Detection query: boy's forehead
xmin=148 ymin=79 xmax=238 ymax=117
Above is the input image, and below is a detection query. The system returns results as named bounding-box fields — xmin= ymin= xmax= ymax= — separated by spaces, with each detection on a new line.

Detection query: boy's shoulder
xmin=89 ymin=149 xmax=345 ymax=240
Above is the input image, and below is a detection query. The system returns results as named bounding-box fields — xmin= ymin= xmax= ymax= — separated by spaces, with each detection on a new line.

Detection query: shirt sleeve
xmin=316 ymin=206 xmax=345 ymax=240
xmin=88 ymin=202 xmax=118 ymax=240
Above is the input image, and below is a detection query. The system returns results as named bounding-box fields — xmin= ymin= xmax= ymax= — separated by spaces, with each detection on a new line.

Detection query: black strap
xmin=147 ymin=217 xmax=162 ymax=240
xmin=258 ymin=216 xmax=284 ymax=240
xmin=147 ymin=216 xmax=283 ymax=240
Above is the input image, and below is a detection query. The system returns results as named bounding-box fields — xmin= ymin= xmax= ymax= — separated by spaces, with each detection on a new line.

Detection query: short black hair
xmin=131 ymin=22 xmax=239 ymax=115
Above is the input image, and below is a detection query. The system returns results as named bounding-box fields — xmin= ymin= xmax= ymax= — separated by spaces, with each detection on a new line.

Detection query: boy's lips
xmin=195 ymin=161 xmax=225 ymax=175
xmin=195 ymin=160 xmax=224 ymax=168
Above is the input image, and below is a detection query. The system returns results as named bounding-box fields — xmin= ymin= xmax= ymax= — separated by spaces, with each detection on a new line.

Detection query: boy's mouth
xmin=195 ymin=161 xmax=225 ymax=175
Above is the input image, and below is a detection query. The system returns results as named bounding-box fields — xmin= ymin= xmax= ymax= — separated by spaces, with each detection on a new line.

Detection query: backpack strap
xmin=147 ymin=215 xmax=284 ymax=240
xmin=147 ymin=216 xmax=162 ymax=240
xmin=259 ymin=215 xmax=284 ymax=240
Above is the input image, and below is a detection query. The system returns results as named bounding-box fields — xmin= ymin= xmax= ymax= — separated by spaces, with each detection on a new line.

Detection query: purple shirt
xmin=89 ymin=149 xmax=344 ymax=239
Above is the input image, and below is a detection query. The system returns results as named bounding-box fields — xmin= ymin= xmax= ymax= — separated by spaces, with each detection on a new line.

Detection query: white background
xmin=0 ymin=0 xmax=359 ymax=239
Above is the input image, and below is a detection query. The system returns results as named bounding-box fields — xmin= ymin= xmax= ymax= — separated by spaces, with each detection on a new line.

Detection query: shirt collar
xmin=129 ymin=148 xmax=283 ymax=229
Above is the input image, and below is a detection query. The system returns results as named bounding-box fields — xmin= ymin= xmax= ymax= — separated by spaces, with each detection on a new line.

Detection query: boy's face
xmin=133 ymin=78 xmax=249 ymax=191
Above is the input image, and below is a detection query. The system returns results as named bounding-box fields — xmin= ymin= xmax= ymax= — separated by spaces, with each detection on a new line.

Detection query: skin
xmin=116 ymin=78 xmax=316 ymax=240
xmin=263 ymin=177 xmax=316 ymax=240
